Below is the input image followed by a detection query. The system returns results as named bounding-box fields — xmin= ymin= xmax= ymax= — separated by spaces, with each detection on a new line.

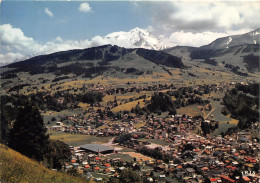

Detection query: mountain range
xmin=0 ymin=45 xmax=183 ymax=80
xmin=0 ymin=28 xmax=259 ymax=94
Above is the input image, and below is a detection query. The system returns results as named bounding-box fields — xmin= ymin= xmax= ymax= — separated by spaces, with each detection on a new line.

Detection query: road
xmin=205 ymin=107 xmax=216 ymax=119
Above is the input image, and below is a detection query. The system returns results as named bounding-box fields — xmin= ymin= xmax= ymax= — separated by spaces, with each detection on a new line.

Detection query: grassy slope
xmin=0 ymin=144 xmax=87 ymax=183
xmin=111 ymin=99 xmax=146 ymax=113
xmin=177 ymin=104 xmax=204 ymax=117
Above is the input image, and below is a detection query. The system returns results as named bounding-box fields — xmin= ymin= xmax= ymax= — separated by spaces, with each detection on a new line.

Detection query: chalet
xmin=238 ymin=136 xmax=249 ymax=143
xmin=186 ymin=168 xmax=195 ymax=177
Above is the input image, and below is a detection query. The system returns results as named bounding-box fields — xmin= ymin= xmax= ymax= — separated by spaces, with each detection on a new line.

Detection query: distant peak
xmin=104 ymin=27 xmax=165 ymax=50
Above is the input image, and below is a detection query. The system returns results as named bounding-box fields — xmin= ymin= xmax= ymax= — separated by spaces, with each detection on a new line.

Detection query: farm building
xmin=80 ymin=144 xmax=114 ymax=154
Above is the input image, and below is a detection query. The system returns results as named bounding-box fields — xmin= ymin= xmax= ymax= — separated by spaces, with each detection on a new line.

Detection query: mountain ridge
xmin=200 ymin=28 xmax=260 ymax=50
xmin=1 ymin=44 xmax=184 ymax=79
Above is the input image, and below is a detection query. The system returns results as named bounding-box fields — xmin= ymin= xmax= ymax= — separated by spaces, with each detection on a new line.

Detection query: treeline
xmin=1 ymin=91 xmax=103 ymax=113
xmin=235 ymin=83 xmax=259 ymax=96
xmin=125 ymin=67 xmax=144 ymax=75
xmin=2 ymin=63 xmax=146 ymax=79
xmin=113 ymin=133 xmax=132 ymax=145
xmin=221 ymin=83 xmax=259 ymax=129
xmin=147 ymin=92 xmax=176 ymax=114
xmin=56 ymin=63 xmax=109 ymax=77
xmin=243 ymin=53 xmax=260 ymax=72
xmin=190 ymin=49 xmax=215 ymax=59
xmin=204 ymin=58 xmax=218 ymax=66
xmin=136 ymin=48 xmax=184 ymax=68
xmin=224 ymin=64 xmax=248 ymax=76
xmin=1 ymin=102 xmax=72 ymax=170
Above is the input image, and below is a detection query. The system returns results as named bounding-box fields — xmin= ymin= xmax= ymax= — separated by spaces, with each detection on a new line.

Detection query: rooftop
xmin=80 ymin=144 xmax=114 ymax=153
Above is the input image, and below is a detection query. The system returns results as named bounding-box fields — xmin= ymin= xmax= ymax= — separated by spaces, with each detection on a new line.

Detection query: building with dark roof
xmin=80 ymin=144 xmax=114 ymax=154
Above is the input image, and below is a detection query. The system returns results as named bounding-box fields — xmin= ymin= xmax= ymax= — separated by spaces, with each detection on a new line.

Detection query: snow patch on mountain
xmin=226 ymin=37 xmax=232 ymax=45
xmin=104 ymin=27 xmax=166 ymax=50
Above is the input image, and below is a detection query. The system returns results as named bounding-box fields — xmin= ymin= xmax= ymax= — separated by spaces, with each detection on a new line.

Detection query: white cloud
xmin=0 ymin=24 xmax=41 ymax=52
xmin=79 ymin=3 xmax=92 ymax=13
xmin=161 ymin=29 xmax=251 ymax=47
xmin=0 ymin=24 xmax=105 ymax=65
xmin=168 ymin=31 xmax=230 ymax=47
xmin=0 ymin=52 xmax=26 ymax=66
xmin=140 ymin=1 xmax=260 ymax=34
xmin=45 ymin=8 xmax=54 ymax=17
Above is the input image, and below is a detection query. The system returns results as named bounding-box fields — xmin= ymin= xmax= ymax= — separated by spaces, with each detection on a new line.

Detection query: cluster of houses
xmin=56 ymin=113 xmax=259 ymax=183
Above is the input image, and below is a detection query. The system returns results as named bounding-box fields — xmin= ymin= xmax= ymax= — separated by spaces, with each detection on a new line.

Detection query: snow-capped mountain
xmin=200 ymin=28 xmax=260 ymax=49
xmin=104 ymin=27 xmax=166 ymax=50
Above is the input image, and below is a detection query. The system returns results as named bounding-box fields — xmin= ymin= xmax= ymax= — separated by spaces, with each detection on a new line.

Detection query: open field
xmin=78 ymin=102 xmax=90 ymax=110
xmin=223 ymin=115 xmax=239 ymax=125
xmin=208 ymin=99 xmax=234 ymax=122
xmin=49 ymin=131 xmax=112 ymax=146
xmin=211 ymin=115 xmax=239 ymax=137
xmin=122 ymin=152 xmax=154 ymax=161
xmin=211 ymin=123 xmax=236 ymax=136
xmin=134 ymin=121 xmax=147 ymax=128
xmin=177 ymin=104 xmax=204 ymax=117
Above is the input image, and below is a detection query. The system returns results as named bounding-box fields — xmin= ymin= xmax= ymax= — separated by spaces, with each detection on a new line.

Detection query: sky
xmin=0 ymin=0 xmax=260 ymax=65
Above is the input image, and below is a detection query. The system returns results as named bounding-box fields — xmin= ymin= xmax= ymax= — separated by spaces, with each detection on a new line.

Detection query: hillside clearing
xmin=111 ymin=99 xmax=145 ymax=113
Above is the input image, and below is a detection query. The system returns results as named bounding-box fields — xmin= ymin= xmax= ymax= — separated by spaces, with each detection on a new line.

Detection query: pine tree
xmin=9 ymin=102 xmax=49 ymax=161
xmin=45 ymin=139 xmax=72 ymax=170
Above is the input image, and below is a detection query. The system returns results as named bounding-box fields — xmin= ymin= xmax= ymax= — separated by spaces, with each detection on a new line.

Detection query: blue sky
xmin=1 ymin=1 xmax=151 ymax=42
xmin=0 ymin=1 xmax=259 ymax=65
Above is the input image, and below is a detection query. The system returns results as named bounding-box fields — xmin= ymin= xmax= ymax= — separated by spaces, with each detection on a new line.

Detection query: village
xmin=49 ymin=109 xmax=259 ymax=183
xmin=1 ymin=3 xmax=260 ymax=183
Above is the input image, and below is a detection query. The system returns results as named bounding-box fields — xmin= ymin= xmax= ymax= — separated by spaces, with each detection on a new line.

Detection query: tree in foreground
xmin=9 ymin=102 xmax=49 ymax=161
xmin=44 ymin=139 xmax=72 ymax=170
